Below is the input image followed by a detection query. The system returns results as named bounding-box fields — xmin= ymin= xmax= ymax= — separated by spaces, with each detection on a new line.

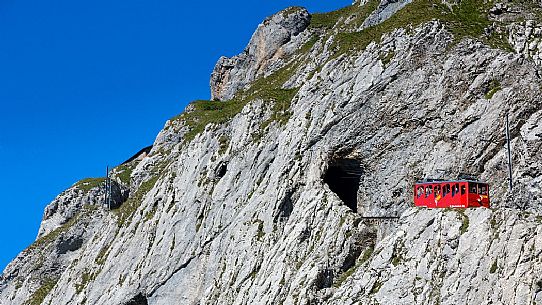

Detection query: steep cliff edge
xmin=2 ymin=1 xmax=542 ymax=304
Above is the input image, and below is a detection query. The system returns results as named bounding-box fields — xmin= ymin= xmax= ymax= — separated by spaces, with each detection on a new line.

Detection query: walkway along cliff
xmin=2 ymin=0 xmax=542 ymax=304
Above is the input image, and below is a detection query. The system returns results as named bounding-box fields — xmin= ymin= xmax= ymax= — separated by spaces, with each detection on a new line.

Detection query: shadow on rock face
xmin=215 ymin=162 xmax=228 ymax=179
xmin=124 ymin=293 xmax=148 ymax=305
xmin=56 ymin=236 xmax=84 ymax=255
xmin=108 ymin=180 xmax=130 ymax=210
xmin=274 ymin=189 xmax=294 ymax=223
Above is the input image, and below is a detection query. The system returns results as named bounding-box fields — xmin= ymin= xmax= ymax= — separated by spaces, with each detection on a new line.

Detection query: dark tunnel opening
xmin=124 ymin=293 xmax=148 ymax=305
xmin=323 ymin=158 xmax=362 ymax=213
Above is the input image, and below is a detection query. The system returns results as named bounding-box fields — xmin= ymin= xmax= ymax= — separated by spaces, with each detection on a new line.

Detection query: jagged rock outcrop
xmin=361 ymin=0 xmax=412 ymax=28
xmin=38 ymin=180 xmax=128 ymax=238
xmin=210 ymin=7 xmax=311 ymax=101
xmin=2 ymin=1 xmax=542 ymax=305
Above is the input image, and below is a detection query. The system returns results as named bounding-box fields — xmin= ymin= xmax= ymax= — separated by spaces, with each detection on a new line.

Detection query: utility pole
xmin=105 ymin=166 xmax=112 ymax=210
xmin=506 ymin=114 xmax=513 ymax=192
xmin=104 ymin=166 xmax=109 ymax=210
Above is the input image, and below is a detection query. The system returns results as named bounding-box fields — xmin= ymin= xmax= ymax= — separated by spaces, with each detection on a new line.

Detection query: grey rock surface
xmin=329 ymin=207 xmax=542 ymax=305
xmin=508 ymin=19 xmax=542 ymax=66
xmin=361 ymin=0 xmax=413 ymax=29
xmin=210 ymin=7 xmax=311 ymax=101
xmin=38 ymin=179 xmax=127 ymax=238
xmin=2 ymin=1 xmax=542 ymax=305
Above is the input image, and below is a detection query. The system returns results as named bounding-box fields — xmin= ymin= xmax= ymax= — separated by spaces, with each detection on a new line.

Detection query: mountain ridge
xmin=2 ymin=1 xmax=542 ymax=304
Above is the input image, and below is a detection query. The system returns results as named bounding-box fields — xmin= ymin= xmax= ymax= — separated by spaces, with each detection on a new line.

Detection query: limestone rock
xmin=210 ymin=7 xmax=310 ymax=101
xmin=361 ymin=0 xmax=413 ymax=29
xmin=38 ymin=179 xmax=127 ymax=238
xmin=3 ymin=2 xmax=542 ymax=305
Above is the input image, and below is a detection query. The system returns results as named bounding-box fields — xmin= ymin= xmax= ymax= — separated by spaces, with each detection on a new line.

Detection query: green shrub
xmin=359 ymin=246 xmax=374 ymax=265
xmin=331 ymin=0 xmax=511 ymax=57
xmin=144 ymin=205 xmax=157 ymax=222
xmin=281 ymin=6 xmax=305 ymax=19
xmin=391 ymin=254 xmax=402 ymax=266
xmin=115 ymin=163 xmax=134 ymax=185
xmin=177 ymin=100 xmax=248 ymax=143
xmin=379 ymin=51 xmax=395 ymax=65
xmin=218 ymin=135 xmax=230 ymax=155
xmin=23 ymin=278 xmax=58 ymax=305
xmin=309 ymin=1 xmax=379 ymax=30
xmin=95 ymin=244 xmax=111 ymax=266
xmin=370 ymin=280 xmax=382 ymax=294
xmin=333 ymin=245 xmax=374 ymax=288
xmin=255 ymin=220 xmax=265 ymax=240
xmin=457 ymin=210 xmax=470 ymax=235
xmin=176 ymin=60 xmax=302 ymax=144
xmin=113 ymin=176 xmax=159 ymax=226
xmin=75 ymin=270 xmax=96 ymax=294
xmin=490 ymin=259 xmax=498 ymax=273
xmin=485 ymin=80 xmax=502 ymax=99
xmin=75 ymin=178 xmax=105 ymax=192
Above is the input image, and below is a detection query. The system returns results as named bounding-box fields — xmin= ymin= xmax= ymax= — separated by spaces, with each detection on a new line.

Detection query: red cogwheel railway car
xmin=413 ymin=179 xmax=490 ymax=208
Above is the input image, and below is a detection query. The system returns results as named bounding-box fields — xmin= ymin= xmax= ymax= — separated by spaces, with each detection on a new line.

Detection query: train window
xmin=480 ymin=184 xmax=488 ymax=195
xmin=434 ymin=185 xmax=441 ymax=196
xmin=425 ymin=186 xmax=433 ymax=198
xmin=470 ymin=184 xmax=477 ymax=194
xmin=417 ymin=186 xmax=424 ymax=198
xmin=461 ymin=185 xmax=466 ymax=195
xmin=452 ymin=183 xmax=459 ymax=197
xmin=443 ymin=184 xmax=450 ymax=197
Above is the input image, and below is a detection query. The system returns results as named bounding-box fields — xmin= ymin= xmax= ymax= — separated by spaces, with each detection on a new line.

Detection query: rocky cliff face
xmin=210 ymin=7 xmax=311 ymax=101
xmin=2 ymin=1 xmax=542 ymax=304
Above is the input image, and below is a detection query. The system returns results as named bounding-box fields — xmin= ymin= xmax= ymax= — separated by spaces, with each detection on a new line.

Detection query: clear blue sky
xmin=0 ymin=0 xmax=352 ymax=271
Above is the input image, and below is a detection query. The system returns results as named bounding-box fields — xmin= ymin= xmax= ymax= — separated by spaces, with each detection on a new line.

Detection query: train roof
xmin=416 ymin=179 xmax=488 ymax=184
xmin=415 ymin=180 xmax=488 ymax=185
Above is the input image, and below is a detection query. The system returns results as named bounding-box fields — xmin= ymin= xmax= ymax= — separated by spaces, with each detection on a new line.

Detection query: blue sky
xmin=0 ymin=0 xmax=352 ymax=271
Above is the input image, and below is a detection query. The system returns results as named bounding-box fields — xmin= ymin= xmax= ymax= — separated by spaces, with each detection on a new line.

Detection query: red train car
xmin=413 ymin=179 xmax=490 ymax=208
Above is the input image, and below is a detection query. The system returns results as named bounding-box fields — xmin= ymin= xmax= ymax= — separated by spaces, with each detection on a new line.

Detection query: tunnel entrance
xmin=323 ymin=158 xmax=362 ymax=213
xmin=124 ymin=293 xmax=148 ymax=305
